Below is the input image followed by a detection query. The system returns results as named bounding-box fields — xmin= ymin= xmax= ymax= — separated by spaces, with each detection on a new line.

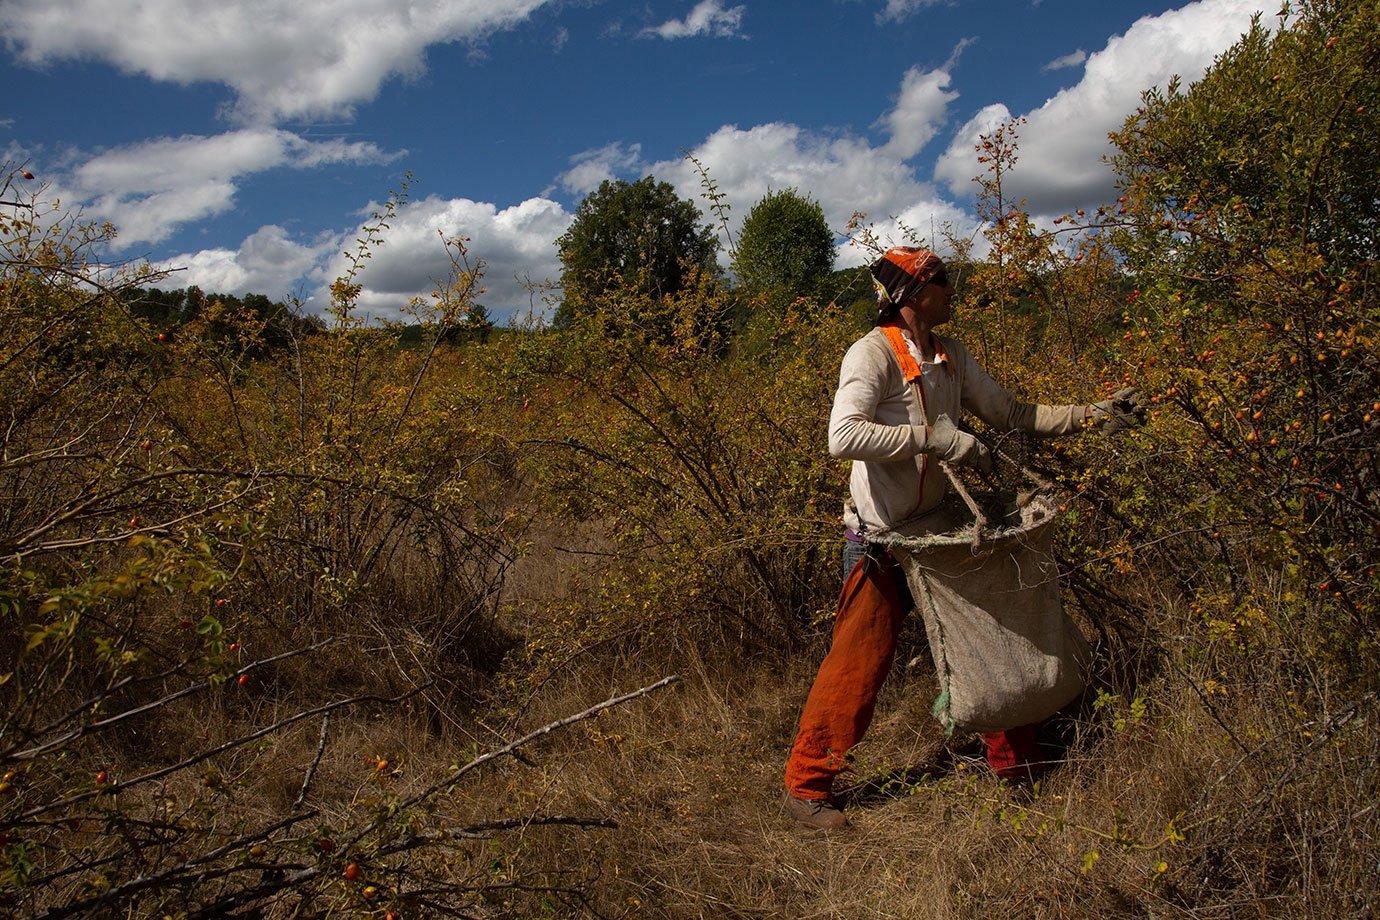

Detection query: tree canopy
xmin=125 ymin=286 xmax=325 ymax=354
xmin=1110 ymin=0 xmax=1378 ymax=278
xmin=730 ymin=188 xmax=836 ymax=305
xmin=554 ymin=176 xmax=721 ymax=329
xmin=1101 ymin=0 xmax=1380 ymax=668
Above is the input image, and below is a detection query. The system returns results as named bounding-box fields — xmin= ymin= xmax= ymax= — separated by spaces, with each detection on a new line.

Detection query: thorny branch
xmin=27 ymin=677 xmax=678 ymax=919
xmin=5 ymin=640 xmax=337 ymax=764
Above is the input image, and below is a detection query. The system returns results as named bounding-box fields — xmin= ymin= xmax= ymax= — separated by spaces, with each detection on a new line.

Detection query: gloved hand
xmin=926 ymin=414 xmax=994 ymax=474
xmin=1087 ymin=387 xmax=1147 ymax=432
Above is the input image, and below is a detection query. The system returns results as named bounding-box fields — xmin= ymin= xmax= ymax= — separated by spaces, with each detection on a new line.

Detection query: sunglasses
xmin=927 ymin=269 xmax=951 ymax=289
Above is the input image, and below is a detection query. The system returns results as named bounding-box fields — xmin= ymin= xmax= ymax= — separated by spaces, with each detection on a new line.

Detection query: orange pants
xmin=784 ymin=551 xmax=1042 ymax=799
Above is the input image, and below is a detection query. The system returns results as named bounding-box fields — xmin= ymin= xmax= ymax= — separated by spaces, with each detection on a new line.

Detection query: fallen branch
xmin=354 ymin=675 xmax=682 ymax=847
xmin=32 ymin=812 xmax=316 ymax=920
xmin=374 ymin=814 xmax=620 ymax=855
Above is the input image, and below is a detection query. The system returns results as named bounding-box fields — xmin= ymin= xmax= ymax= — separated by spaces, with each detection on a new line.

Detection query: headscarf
xmin=870 ymin=246 xmax=944 ymax=310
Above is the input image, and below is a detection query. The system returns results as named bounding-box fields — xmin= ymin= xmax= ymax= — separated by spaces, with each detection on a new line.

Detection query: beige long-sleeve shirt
xmin=829 ymin=326 xmax=1083 ymax=533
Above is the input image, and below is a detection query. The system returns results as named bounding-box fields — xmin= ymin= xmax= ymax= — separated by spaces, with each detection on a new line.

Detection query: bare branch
xmin=31 ymin=812 xmax=317 ymax=920
xmin=5 ymin=640 xmax=336 ymax=763
xmin=20 ymin=683 xmax=419 ymax=821
xmin=352 ymin=675 xmax=681 ymax=847
xmin=294 ymin=713 xmax=331 ymax=810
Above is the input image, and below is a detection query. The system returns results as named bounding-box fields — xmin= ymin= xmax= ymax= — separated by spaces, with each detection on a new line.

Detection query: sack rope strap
xmin=878 ymin=324 xmax=1058 ymax=545
xmin=879 ymin=324 xmax=989 ymax=545
xmin=879 ymin=324 xmax=934 ymax=518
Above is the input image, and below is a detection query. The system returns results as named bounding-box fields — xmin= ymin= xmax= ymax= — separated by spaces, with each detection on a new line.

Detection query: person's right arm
xmin=827 ymin=339 xmax=925 ymax=461
xmin=827 ymin=337 xmax=992 ymax=472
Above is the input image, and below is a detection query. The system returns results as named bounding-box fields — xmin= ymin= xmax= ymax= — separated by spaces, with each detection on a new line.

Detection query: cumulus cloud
xmin=532 ymin=64 xmax=980 ymax=272
xmin=1043 ymin=49 xmax=1088 ymax=71
xmin=647 ymin=120 xmax=976 ymax=270
xmin=63 ymin=0 xmax=1268 ymax=324
xmin=0 ymin=0 xmax=554 ymax=123
xmin=182 ymin=58 xmax=981 ymax=321
xmin=67 ymin=128 xmax=399 ymax=249
xmin=640 ymin=1 xmax=747 ymax=39
xmin=305 ymin=194 xmax=572 ymax=322
xmin=559 ymin=142 xmax=647 ymax=197
xmin=878 ymin=66 xmax=959 ymax=160
xmin=548 ymin=63 xmax=971 ymax=272
xmin=166 ymin=194 xmax=573 ymax=323
xmin=160 ymin=225 xmax=327 ymax=297
xmin=630 ymin=61 xmax=976 ymax=266
xmin=932 ymin=102 xmax=1012 ymax=191
xmin=934 ymin=0 xmax=1269 ymax=215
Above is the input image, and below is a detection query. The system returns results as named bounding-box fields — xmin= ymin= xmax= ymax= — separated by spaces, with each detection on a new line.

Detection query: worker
xmin=783 ymin=246 xmax=1143 ymax=831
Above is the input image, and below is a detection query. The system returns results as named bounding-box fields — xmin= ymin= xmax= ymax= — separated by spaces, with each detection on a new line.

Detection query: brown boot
xmin=783 ymin=792 xmax=850 ymax=831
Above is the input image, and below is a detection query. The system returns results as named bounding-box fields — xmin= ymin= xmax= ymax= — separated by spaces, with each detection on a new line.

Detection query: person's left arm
xmin=949 ymin=338 xmax=1087 ymax=435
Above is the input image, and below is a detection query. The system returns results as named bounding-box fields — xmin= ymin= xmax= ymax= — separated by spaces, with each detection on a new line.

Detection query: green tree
xmin=1111 ymin=1 xmax=1378 ymax=279
xmin=730 ymin=188 xmax=836 ymax=304
xmin=554 ymin=176 xmax=720 ymax=330
xmin=1101 ymin=0 xmax=1380 ymax=660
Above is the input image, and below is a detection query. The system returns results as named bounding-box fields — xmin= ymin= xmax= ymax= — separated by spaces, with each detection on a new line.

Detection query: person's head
xmin=870 ymin=247 xmax=952 ymax=326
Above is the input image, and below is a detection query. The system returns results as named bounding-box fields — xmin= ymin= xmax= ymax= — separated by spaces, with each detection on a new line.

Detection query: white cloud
xmin=648 ymin=120 xmax=975 ymax=270
xmin=1042 ymin=49 xmax=1087 ymax=71
xmin=67 ymin=129 xmax=399 ymax=249
xmin=628 ymin=62 xmax=976 ymax=266
xmin=165 ymin=194 xmax=572 ymax=323
xmin=877 ymin=0 xmax=946 ymax=24
xmin=641 ymin=1 xmax=747 ymax=39
xmin=932 ymin=102 xmax=1012 ymax=192
xmin=0 ymin=0 xmax=554 ymax=123
xmin=52 ymin=1 xmax=1270 ymax=324
xmin=553 ymin=65 xmax=972 ymax=268
xmin=160 ymin=225 xmax=326 ymax=297
xmin=934 ymin=0 xmax=1270 ymax=215
xmin=559 ymin=142 xmax=647 ymax=197
xmin=312 ymin=194 xmax=573 ymax=322
xmin=878 ymin=66 xmax=959 ymax=160
xmin=150 ymin=56 xmax=993 ymax=321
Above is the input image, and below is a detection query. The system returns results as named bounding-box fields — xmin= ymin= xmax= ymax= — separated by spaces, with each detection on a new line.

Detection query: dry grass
xmin=8 ymin=381 xmax=1372 ymax=918
xmin=14 ymin=471 xmax=1370 ymax=920
xmin=424 ymin=609 xmax=1380 ymax=920
xmin=32 ymin=520 xmax=1375 ymax=919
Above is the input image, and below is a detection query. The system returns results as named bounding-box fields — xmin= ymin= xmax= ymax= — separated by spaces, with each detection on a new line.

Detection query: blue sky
xmin=2 ymin=0 xmax=1272 ymax=322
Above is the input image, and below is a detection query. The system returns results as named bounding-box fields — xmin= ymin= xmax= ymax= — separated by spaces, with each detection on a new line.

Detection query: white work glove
xmin=1087 ymin=387 xmax=1147 ymax=433
xmin=926 ymin=414 xmax=994 ymax=474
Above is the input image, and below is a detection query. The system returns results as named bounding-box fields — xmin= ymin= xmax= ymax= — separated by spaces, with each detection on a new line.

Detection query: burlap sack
xmin=877 ymin=492 xmax=1091 ymax=734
